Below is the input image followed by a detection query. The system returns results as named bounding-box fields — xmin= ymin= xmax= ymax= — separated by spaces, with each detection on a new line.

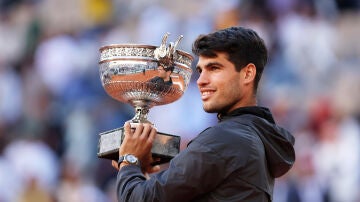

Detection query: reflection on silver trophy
xmin=97 ymin=33 xmax=193 ymax=164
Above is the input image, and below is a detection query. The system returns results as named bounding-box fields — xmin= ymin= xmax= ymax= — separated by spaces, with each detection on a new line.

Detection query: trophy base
xmin=97 ymin=127 xmax=181 ymax=165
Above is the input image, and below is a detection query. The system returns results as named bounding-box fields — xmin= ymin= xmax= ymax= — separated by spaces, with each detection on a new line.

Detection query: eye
xmin=196 ymin=67 xmax=202 ymax=74
xmin=209 ymin=65 xmax=220 ymax=71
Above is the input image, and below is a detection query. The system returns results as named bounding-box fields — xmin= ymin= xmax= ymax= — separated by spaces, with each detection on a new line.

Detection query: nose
xmin=196 ymin=71 xmax=208 ymax=87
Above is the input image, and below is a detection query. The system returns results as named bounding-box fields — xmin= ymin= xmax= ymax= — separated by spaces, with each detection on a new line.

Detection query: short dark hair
xmin=158 ymin=62 xmax=175 ymax=73
xmin=165 ymin=65 xmax=174 ymax=72
xmin=192 ymin=26 xmax=268 ymax=92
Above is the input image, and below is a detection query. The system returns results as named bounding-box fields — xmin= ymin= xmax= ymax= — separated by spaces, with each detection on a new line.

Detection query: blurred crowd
xmin=0 ymin=0 xmax=360 ymax=201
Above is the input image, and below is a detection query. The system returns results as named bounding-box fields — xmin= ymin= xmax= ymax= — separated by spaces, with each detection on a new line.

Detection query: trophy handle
xmin=154 ymin=32 xmax=170 ymax=59
xmin=169 ymin=35 xmax=183 ymax=54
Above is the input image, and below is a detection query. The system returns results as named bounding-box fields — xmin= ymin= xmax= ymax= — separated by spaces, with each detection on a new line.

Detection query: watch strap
xmin=118 ymin=155 xmax=125 ymax=168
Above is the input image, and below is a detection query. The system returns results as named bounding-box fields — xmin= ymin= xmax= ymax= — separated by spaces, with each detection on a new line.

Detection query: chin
xmin=203 ymin=102 xmax=231 ymax=114
xmin=202 ymin=105 xmax=218 ymax=113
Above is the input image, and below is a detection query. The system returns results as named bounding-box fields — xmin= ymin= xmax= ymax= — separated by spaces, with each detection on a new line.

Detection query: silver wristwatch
xmin=118 ymin=154 xmax=139 ymax=167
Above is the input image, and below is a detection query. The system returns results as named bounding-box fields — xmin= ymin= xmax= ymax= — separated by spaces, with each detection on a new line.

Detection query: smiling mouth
xmin=200 ymin=90 xmax=215 ymax=100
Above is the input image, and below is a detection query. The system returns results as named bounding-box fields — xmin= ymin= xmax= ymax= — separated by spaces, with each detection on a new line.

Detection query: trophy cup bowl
xmin=97 ymin=34 xmax=193 ymax=165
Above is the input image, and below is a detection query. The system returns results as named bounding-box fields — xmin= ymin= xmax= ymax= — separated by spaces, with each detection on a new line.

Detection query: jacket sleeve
xmin=116 ymin=137 xmax=227 ymax=202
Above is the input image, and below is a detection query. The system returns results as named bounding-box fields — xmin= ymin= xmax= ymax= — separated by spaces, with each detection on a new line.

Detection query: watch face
xmin=125 ymin=154 xmax=138 ymax=164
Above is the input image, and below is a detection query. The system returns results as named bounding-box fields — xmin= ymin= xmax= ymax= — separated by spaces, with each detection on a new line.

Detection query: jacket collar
xmin=218 ymin=106 xmax=275 ymax=124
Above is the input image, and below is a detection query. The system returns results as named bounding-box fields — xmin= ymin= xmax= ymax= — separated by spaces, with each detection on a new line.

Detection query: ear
xmin=242 ymin=63 xmax=256 ymax=84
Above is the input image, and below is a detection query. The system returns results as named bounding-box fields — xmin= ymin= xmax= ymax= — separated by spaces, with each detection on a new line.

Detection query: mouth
xmin=200 ymin=88 xmax=215 ymax=100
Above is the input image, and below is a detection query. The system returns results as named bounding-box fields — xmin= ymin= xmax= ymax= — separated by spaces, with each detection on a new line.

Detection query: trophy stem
xmin=131 ymin=106 xmax=151 ymax=123
xmin=129 ymin=100 xmax=153 ymax=124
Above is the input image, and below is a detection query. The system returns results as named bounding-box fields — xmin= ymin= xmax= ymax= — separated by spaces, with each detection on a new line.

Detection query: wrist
xmin=118 ymin=154 xmax=140 ymax=168
xmin=119 ymin=161 xmax=131 ymax=170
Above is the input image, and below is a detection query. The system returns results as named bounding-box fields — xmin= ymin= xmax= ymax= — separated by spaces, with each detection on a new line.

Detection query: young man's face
xmin=196 ymin=52 xmax=247 ymax=114
xmin=157 ymin=66 xmax=170 ymax=80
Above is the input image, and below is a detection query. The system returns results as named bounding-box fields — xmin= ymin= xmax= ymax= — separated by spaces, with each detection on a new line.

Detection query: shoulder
xmin=188 ymin=121 xmax=264 ymax=168
xmin=192 ymin=120 xmax=260 ymax=148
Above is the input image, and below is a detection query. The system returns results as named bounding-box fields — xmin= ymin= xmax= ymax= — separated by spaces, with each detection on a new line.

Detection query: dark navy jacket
xmin=116 ymin=106 xmax=295 ymax=202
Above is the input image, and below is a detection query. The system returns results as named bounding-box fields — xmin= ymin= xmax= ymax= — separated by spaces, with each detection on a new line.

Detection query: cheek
xmin=223 ymin=83 xmax=239 ymax=99
xmin=222 ymin=77 xmax=242 ymax=99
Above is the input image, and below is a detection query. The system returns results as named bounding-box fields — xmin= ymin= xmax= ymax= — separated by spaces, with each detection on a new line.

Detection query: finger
xmin=111 ymin=160 xmax=119 ymax=170
xmin=147 ymin=127 xmax=157 ymax=143
xmin=133 ymin=123 xmax=144 ymax=137
xmin=129 ymin=122 xmax=136 ymax=133
xmin=140 ymin=123 xmax=152 ymax=138
xmin=123 ymin=122 xmax=132 ymax=136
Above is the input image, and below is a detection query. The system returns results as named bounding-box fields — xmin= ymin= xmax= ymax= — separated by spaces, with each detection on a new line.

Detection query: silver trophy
xmin=97 ymin=33 xmax=193 ymax=165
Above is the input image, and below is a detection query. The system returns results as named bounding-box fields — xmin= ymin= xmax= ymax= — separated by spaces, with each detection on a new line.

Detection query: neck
xmin=230 ymin=94 xmax=257 ymax=112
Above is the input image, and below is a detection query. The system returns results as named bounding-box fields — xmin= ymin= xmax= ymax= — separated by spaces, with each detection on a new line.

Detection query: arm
xmin=114 ymin=126 xmax=227 ymax=201
xmin=111 ymin=122 xmax=160 ymax=174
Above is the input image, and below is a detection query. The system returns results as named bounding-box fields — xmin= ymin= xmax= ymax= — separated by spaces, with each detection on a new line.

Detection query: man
xmin=150 ymin=65 xmax=174 ymax=85
xmin=149 ymin=65 xmax=173 ymax=89
xmin=112 ymin=26 xmax=295 ymax=201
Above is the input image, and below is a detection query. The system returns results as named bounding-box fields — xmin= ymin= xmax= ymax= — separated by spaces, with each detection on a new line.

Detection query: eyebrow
xmin=196 ymin=61 xmax=224 ymax=71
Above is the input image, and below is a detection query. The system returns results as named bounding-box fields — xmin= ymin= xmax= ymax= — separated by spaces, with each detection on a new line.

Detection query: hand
xmin=112 ymin=122 xmax=160 ymax=174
